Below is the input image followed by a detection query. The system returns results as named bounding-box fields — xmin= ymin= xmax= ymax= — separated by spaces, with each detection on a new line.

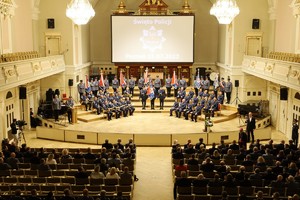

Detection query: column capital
xmin=290 ymin=0 xmax=300 ymax=18
xmin=268 ymin=0 xmax=278 ymax=20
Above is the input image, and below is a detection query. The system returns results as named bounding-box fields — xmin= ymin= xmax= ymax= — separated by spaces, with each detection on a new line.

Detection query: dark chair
xmin=207 ymin=186 xmax=223 ymax=195
xmin=192 ymin=186 xmax=207 ymax=195
xmin=70 ymin=185 xmax=86 ymax=194
xmin=177 ymin=186 xmax=192 ymax=195
xmin=239 ymin=186 xmax=255 ymax=196
xmin=177 ymin=195 xmax=194 ymax=200
xmin=24 ymin=170 xmax=38 ymax=177
xmin=46 ymin=177 xmax=61 ymax=185
xmin=10 ymin=170 xmax=24 ymax=177
xmin=61 ymin=177 xmax=75 ymax=185
xmin=104 ymin=178 xmax=119 ymax=186
xmin=18 ymin=177 xmax=32 ymax=185
xmin=32 ymin=177 xmax=47 ymax=185
xmin=51 ymin=170 xmax=65 ymax=177
xmin=86 ymin=185 xmax=101 ymax=194
xmin=89 ymin=178 xmax=104 ymax=186
xmin=38 ymin=170 xmax=52 ymax=177
xmin=75 ymin=178 xmax=89 ymax=185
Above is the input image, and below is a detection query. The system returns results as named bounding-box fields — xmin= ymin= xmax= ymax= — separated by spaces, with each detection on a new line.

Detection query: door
xmin=278 ymin=100 xmax=287 ymax=134
xmin=45 ymin=35 xmax=61 ymax=56
xmin=269 ymin=91 xmax=278 ymax=127
xmin=246 ymin=33 xmax=262 ymax=57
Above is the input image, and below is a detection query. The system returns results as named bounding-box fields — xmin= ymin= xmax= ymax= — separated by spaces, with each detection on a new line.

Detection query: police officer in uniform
xmin=158 ymin=88 xmax=166 ymax=110
xmin=179 ymin=76 xmax=187 ymax=90
xmin=128 ymin=75 xmax=135 ymax=96
xmin=121 ymin=77 xmax=127 ymax=95
xmin=112 ymin=76 xmax=119 ymax=93
xmin=165 ymin=74 xmax=172 ymax=97
xmin=170 ymin=99 xmax=179 ymax=116
xmin=154 ymin=76 xmax=161 ymax=96
xmin=104 ymin=76 xmax=110 ymax=93
xmin=224 ymin=78 xmax=232 ymax=104
xmin=138 ymin=76 xmax=144 ymax=99
xmin=66 ymin=96 xmax=74 ymax=124
xmin=140 ymin=87 xmax=148 ymax=110
xmin=203 ymin=76 xmax=210 ymax=91
xmin=191 ymin=102 xmax=202 ymax=122
xmin=77 ymin=80 xmax=85 ymax=99
xmin=219 ymin=77 xmax=226 ymax=96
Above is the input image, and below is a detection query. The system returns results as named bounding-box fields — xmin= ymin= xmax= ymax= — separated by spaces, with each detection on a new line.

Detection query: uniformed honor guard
xmin=194 ymin=76 xmax=201 ymax=96
xmin=104 ymin=77 xmax=109 ymax=93
xmin=154 ymin=75 xmax=161 ymax=96
xmin=184 ymin=100 xmax=194 ymax=120
xmin=176 ymin=99 xmax=187 ymax=118
xmin=93 ymin=97 xmax=102 ymax=115
xmin=203 ymin=76 xmax=210 ymax=91
xmin=219 ymin=77 xmax=226 ymax=96
xmin=225 ymin=78 xmax=232 ymax=104
xmin=128 ymin=75 xmax=135 ymax=96
xmin=112 ymin=76 xmax=119 ymax=93
xmin=191 ymin=102 xmax=202 ymax=122
xmin=179 ymin=76 xmax=187 ymax=90
xmin=93 ymin=78 xmax=99 ymax=96
xmin=121 ymin=78 xmax=127 ymax=95
xmin=52 ymin=94 xmax=61 ymax=122
xmin=140 ymin=87 xmax=148 ymax=110
xmin=158 ymin=88 xmax=166 ymax=110
xmin=138 ymin=76 xmax=144 ymax=99
xmin=66 ymin=96 xmax=74 ymax=124
xmin=77 ymin=80 xmax=85 ymax=99
xmin=170 ymin=99 xmax=179 ymax=116
xmin=213 ymin=74 xmax=219 ymax=97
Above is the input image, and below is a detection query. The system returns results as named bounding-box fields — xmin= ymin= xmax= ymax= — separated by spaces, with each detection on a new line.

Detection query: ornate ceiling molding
xmin=268 ymin=0 xmax=278 ymax=20
xmin=0 ymin=0 xmax=17 ymax=17
xmin=31 ymin=0 xmax=40 ymax=20
xmin=290 ymin=0 xmax=300 ymax=18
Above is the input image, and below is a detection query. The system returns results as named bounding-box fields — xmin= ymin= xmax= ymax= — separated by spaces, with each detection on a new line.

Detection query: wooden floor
xmin=22 ymin=121 xmax=288 ymax=200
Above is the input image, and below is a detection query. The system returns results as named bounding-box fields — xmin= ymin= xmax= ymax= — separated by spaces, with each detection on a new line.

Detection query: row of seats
xmin=176 ymin=184 xmax=297 ymax=197
xmin=177 ymin=194 xmax=288 ymax=200
xmin=1 ymin=51 xmax=39 ymax=62
xmin=0 ymin=184 xmax=132 ymax=196
xmin=0 ymin=177 xmax=132 ymax=186
xmin=266 ymin=51 xmax=300 ymax=63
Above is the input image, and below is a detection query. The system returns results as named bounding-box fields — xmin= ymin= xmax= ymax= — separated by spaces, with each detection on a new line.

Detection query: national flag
xmin=120 ymin=71 xmax=126 ymax=86
xmin=147 ymin=86 xmax=155 ymax=100
xmin=144 ymin=68 xmax=148 ymax=84
xmin=85 ymin=75 xmax=90 ymax=89
xmin=99 ymin=72 xmax=104 ymax=87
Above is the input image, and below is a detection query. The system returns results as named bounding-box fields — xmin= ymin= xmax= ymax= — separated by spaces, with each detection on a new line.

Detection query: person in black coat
xmin=158 ymin=88 xmax=166 ymax=110
xmin=238 ymin=128 xmax=248 ymax=149
xmin=292 ymin=119 xmax=299 ymax=148
xmin=246 ymin=112 xmax=256 ymax=143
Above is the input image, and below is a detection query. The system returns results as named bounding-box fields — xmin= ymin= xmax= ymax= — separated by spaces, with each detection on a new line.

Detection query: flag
xmin=144 ymin=68 xmax=148 ymax=84
xmin=120 ymin=71 xmax=126 ymax=86
xmin=85 ymin=75 xmax=90 ymax=89
xmin=147 ymin=86 xmax=155 ymax=100
xmin=99 ymin=72 xmax=104 ymax=87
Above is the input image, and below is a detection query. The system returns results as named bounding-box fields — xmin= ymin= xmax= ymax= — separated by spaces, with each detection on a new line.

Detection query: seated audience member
xmin=184 ymin=143 xmax=195 ymax=154
xmin=90 ymin=166 xmax=105 ymax=179
xmin=187 ymin=154 xmax=198 ymax=166
xmin=84 ymin=147 xmax=96 ymax=160
xmin=255 ymin=156 xmax=267 ymax=170
xmin=61 ymin=188 xmax=75 ymax=200
xmin=208 ymin=174 xmax=223 ymax=187
xmin=173 ymin=171 xmax=191 ymax=200
xmin=272 ymin=161 xmax=284 ymax=175
xmin=286 ymin=162 xmax=298 ymax=177
xmin=269 ymin=174 xmax=285 ymax=188
xmin=73 ymin=149 xmax=84 ymax=159
xmin=200 ymin=157 xmax=214 ymax=172
xmin=175 ymin=159 xmax=188 ymax=172
xmin=75 ymin=166 xmax=89 ymax=179
xmin=263 ymin=167 xmax=277 ymax=185
xmin=38 ymin=159 xmax=51 ymax=171
xmin=222 ymin=173 xmax=236 ymax=187
xmin=106 ymin=167 xmax=120 ymax=179
xmin=0 ymin=157 xmax=11 ymax=170
xmin=120 ymin=166 xmax=132 ymax=181
xmin=208 ymin=142 xmax=218 ymax=155
xmin=61 ymin=149 xmax=73 ymax=159
xmin=27 ymin=189 xmax=41 ymax=200
xmin=195 ymin=138 xmax=206 ymax=150
xmin=30 ymin=152 xmax=40 ymax=166
xmin=192 ymin=173 xmax=209 ymax=187
xmin=211 ymin=149 xmax=221 ymax=160
xmin=6 ymin=152 xmax=19 ymax=169
xmin=122 ymin=153 xmax=134 ymax=167
xmin=223 ymin=149 xmax=235 ymax=160
xmin=45 ymin=153 xmax=57 ymax=165
xmin=256 ymin=190 xmax=264 ymax=200
xmin=183 ymin=139 xmax=192 ymax=150
xmin=99 ymin=190 xmax=110 ymax=200
xmin=125 ymin=138 xmax=136 ymax=153
xmin=102 ymin=139 xmax=113 ymax=151
xmin=78 ymin=189 xmax=94 ymax=200
xmin=107 ymin=153 xmax=122 ymax=168
xmin=262 ymin=148 xmax=275 ymax=166
xmin=241 ymin=154 xmax=254 ymax=167
xmin=172 ymin=147 xmax=184 ymax=160
xmin=285 ymin=175 xmax=299 ymax=192
xmin=229 ymin=140 xmax=240 ymax=150
xmin=114 ymin=138 xmax=124 ymax=153
xmin=249 ymin=168 xmax=262 ymax=180
xmin=216 ymin=160 xmax=227 ymax=175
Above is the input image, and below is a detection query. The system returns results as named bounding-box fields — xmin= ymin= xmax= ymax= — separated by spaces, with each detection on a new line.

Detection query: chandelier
xmin=210 ymin=0 xmax=240 ymax=24
xmin=66 ymin=0 xmax=95 ymax=25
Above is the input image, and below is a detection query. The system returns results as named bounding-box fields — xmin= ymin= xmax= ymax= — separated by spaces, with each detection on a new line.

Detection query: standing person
xmin=292 ymin=119 xmax=299 ymax=147
xmin=219 ymin=77 xmax=225 ymax=96
xmin=140 ymin=87 xmax=148 ymax=110
xmin=121 ymin=77 xmax=127 ymax=95
xmin=224 ymin=78 xmax=232 ymax=104
xmin=92 ymin=77 xmax=99 ymax=96
xmin=104 ymin=76 xmax=110 ymax=93
xmin=203 ymin=76 xmax=210 ymax=91
xmin=128 ymin=75 xmax=135 ymax=96
xmin=158 ymin=88 xmax=166 ymax=110
xmin=246 ymin=112 xmax=256 ymax=143
xmin=213 ymin=74 xmax=219 ymax=97
xmin=179 ymin=76 xmax=187 ymax=90
xmin=10 ymin=119 xmax=18 ymax=144
xmin=173 ymin=77 xmax=179 ymax=98
xmin=154 ymin=75 xmax=161 ymax=96
xmin=66 ymin=96 xmax=74 ymax=124
xmin=77 ymin=80 xmax=85 ymax=99
xmin=52 ymin=94 xmax=61 ymax=122
xmin=194 ymin=76 xmax=201 ymax=97
xmin=238 ymin=128 xmax=248 ymax=149
xmin=137 ymin=76 xmax=144 ymax=100
xmin=149 ymin=86 xmax=156 ymax=110
xmin=165 ymin=74 xmax=172 ymax=97
xmin=112 ymin=76 xmax=119 ymax=93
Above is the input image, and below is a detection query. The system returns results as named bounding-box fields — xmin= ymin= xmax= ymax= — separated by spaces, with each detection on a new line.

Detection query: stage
xmin=36 ymin=110 xmax=272 ymax=146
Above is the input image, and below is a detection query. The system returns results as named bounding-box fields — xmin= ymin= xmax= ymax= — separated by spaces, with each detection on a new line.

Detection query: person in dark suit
xmin=246 ymin=112 xmax=256 ymax=143
xmin=140 ymin=87 xmax=148 ymax=110
xmin=170 ymin=99 xmax=179 ymax=116
xmin=238 ymin=128 xmax=248 ymax=149
xmin=292 ymin=119 xmax=299 ymax=147
xmin=158 ymin=88 xmax=166 ymax=110
xmin=173 ymin=171 xmax=191 ymax=200
xmin=102 ymin=139 xmax=113 ymax=150
xmin=10 ymin=119 xmax=18 ymax=144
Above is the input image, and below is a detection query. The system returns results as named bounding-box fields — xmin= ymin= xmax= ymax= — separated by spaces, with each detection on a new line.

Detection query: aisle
xmin=133 ymin=147 xmax=173 ymax=200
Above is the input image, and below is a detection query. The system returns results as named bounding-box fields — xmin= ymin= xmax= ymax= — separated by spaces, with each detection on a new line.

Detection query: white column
xmin=290 ymin=0 xmax=300 ymax=53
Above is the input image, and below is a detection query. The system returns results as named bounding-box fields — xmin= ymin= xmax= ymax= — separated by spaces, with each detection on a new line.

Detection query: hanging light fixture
xmin=210 ymin=0 xmax=240 ymax=24
xmin=66 ymin=0 xmax=95 ymax=25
